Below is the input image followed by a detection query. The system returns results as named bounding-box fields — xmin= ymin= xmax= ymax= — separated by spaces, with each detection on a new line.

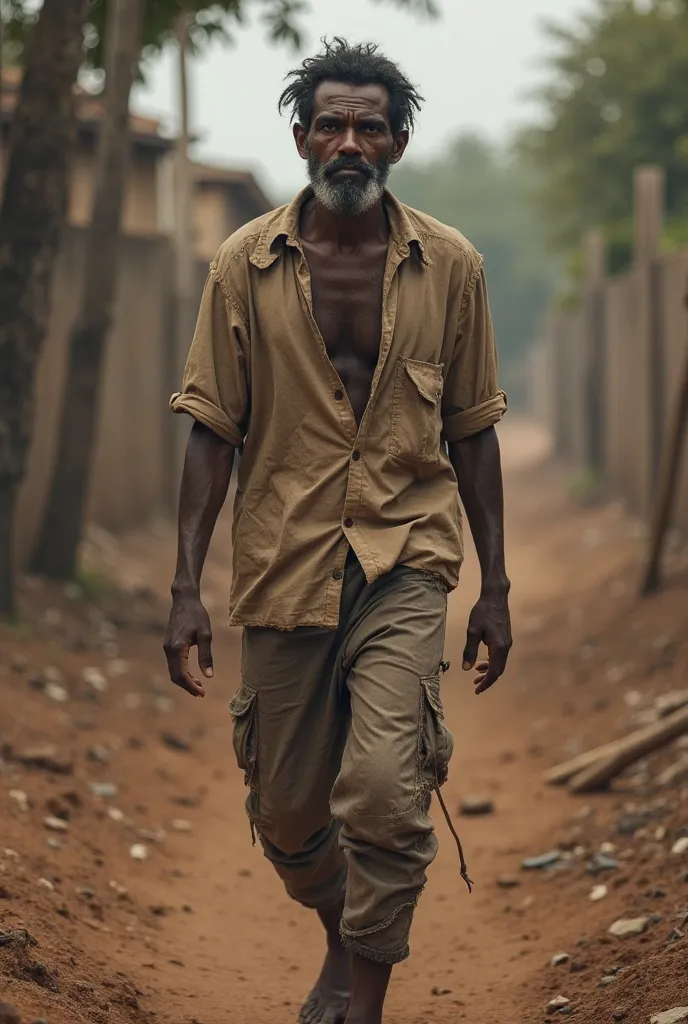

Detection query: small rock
xmin=672 ymin=837 xmax=688 ymax=855
xmin=459 ymin=795 xmax=495 ymax=817
xmin=0 ymin=1002 xmax=21 ymax=1024
xmin=547 ymin=995 xmax=570 ymax=1013
xmin=43 ymin=816 xmax=68 ymax=832
xmin=656 ymin=756 xmax=688 ymax=788
xmin=612 ymin=1009 xmax=627 ymax=1022
xmin=108 ymin=807 xmax=125 ymax=822
xmin=617 ymin=811 xmax=649 ymax=836
xmin=87 ymin=745 xmax=111 ymax=765
xmin=650 ymin=1010 xmax=688 ymax=1024
xmin=109 ymin=880 xmax=128 ymax=897
xmin=9 ymin=790 xmax=30 ymax=813
xmin=106 ymin=658 xmax=130 ymax=678
xmin=171 ymin=819 xmax=193 ymax=833
xmin=89 ymin=782 xmax=118 ymax=799
xmin=587 ymin=852 xmax=618 ymax=875
xmin=551 ymin=953 xmax=570 ymax=967
xmin=590 ymin=884 xmax=608 ymax=902
xmin=45 ymin=683 xmax=69 ymax=703
xmin=655 ymin=826 xmax=667 ymax=841
xmin=130 ymin=843 xmax=148 ymax=861
xmin=522 ymin=851 xmax=561 ymax=870
xmin=497 ymin=875 xmax=521 ymax=889
xmin=82 ymin=666 xmax=108 ymax=692
xmin=430 ymin=986 xmax=452 ymax=996
xmin=608 ymin=916 xmax=649 ymax=938
xmin=37 ymin=878 xmax=55 ymax=891
xmin=64 ymin=582 xmax=82 ymax=600
xmin=599 ymin=975 xmax=617 ymax=987
xmin=15 ymin=745 xmax=72 ymax=775
xmin=160 ymin=732 xmax=192 ymax=753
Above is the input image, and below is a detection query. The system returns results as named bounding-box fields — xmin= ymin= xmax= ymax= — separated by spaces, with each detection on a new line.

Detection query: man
xmin=165 ymin=38 xmax=511 ymax=1024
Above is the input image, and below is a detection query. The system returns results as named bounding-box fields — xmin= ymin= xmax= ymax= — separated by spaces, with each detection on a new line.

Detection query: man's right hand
xmin=163 ymin=594 xmax=214 ymax=698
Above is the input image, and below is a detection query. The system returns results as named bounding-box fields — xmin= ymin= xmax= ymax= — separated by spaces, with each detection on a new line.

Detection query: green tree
xmin=521 ymin=0 xmax=688 ymax=271
xmin=392 ymin=133 xmax=555 ymax=377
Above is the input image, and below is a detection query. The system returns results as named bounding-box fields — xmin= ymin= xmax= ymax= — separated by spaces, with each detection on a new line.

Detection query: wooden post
xmin=640 ymin=282 xmax=688 ymax=596
xmin=583 ymin=229 xmax=606 ymax=473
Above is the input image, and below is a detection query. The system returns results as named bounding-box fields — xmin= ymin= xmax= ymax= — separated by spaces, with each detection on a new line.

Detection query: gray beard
xmin=307 ymin=152 xmax=390 ymax=217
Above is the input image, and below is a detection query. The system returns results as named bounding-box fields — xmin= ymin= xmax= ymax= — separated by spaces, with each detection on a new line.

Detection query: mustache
xmin=323 ymin=155 xmax=375 ymax=180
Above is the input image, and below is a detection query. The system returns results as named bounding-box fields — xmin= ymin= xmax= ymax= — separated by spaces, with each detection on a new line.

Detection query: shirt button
xmin=334 ymin=389 xmax=344 ymax=402
xmin=343 ymin=517 xmax=354 ymax=529
xmin=331 ymin=568 xmax=343 ymax=581
xmin=351 ymin=450 xmax=361 ymax=461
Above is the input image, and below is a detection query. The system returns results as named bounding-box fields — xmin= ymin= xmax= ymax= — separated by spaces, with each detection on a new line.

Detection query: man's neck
xmin=300 ymin=194 xmax=390 ymax=251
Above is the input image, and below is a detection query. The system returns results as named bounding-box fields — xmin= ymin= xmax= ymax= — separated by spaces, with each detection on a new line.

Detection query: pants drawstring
xmin=437 ymin=658 xmax=473 ymax=894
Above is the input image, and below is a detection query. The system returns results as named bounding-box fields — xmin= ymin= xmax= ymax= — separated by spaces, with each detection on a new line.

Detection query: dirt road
xmin=2 ymin=419 xmax=687 ymax=1024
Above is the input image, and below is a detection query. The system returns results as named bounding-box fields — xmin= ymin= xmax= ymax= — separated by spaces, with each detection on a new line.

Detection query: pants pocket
xmin=418 ymin=674 xmax=454 ymax=790
xmin=229 ymin=681 xmax=258 ymax=787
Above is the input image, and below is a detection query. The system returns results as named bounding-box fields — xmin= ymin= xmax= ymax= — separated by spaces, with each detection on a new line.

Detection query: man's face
xmin=294 ymin=81 xmax=409 ymax=216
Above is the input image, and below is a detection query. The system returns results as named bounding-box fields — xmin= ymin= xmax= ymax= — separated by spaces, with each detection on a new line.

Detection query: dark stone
xmin=587 ymin=852 xmax=618 ymax=876
xmin=160 ymin=732 xmax=192 ymax=753
xmin=521 ymin=850 xmax=561 ymax=870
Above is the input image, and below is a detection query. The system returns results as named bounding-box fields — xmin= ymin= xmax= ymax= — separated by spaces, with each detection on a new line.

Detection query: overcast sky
xmin=133 ymin=0 xmax=585 ymax=200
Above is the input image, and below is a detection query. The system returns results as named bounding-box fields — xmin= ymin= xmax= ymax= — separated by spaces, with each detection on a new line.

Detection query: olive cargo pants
xmin=229 ymin=554 xmax=453 ymax=964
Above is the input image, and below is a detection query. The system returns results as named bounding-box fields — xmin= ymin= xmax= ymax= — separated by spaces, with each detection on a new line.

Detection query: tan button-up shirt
xmin=171 ymin=188 xmax=506 ymax=629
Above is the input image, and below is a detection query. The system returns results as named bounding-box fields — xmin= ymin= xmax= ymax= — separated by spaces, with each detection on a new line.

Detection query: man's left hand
xmin=462 ymin=590 xmax=512 ymax=695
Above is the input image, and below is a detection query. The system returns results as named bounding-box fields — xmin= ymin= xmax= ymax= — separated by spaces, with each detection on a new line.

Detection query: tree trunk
xmin=30 ymin=0 xmax=143 ymax=580
xmin=0 ymin=0 xmax=90 ymax=618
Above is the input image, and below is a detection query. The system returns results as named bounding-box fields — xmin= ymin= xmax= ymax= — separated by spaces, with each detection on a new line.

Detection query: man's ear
xmin=294 ymin=123 xmax=308 ymax=161
xmin=391 ymin=129 xmax=410 ymax=165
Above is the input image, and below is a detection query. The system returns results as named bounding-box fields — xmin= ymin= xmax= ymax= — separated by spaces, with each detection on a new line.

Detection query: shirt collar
xmin=249 ymin=186 xmax=431 ymax=270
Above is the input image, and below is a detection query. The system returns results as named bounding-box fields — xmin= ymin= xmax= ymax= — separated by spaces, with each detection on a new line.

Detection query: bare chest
xmin=304 ymin=246 xmax=388 ymax=424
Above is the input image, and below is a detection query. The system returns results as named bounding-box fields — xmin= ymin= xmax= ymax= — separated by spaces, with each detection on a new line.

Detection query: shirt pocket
xmin=388 ymin=357 xmax=444 ymax=465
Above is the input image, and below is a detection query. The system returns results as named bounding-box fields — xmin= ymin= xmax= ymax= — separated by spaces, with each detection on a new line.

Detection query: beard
xmin=307 ymin=150 xmax=391 ymax=217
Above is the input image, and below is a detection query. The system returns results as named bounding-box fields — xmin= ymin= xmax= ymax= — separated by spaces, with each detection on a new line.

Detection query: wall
xmin=15 ymin=228 xmax=206 ymax=567
xmin=532 ymin=249 xmax=688 ymax=532
xmin=69 ymin=144 xmax=161 ymax=236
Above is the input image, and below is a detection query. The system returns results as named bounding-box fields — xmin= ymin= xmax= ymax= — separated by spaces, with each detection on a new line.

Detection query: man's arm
xmin=449 ymin=428 xmax=512 ymax=695
xmin=164 ymin=421 xmax=235 ymax=697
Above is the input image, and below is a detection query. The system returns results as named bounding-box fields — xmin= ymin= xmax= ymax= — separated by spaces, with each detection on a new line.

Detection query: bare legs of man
xmin=299 ymin=902 xmax=392 ymax=1024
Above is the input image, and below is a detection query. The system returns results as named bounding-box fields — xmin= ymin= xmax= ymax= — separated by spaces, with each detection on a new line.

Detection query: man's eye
xmin=320 ymin=123 xmax=338 ymax=132
xmin=362 ymin=125 xmax=381 ymax=133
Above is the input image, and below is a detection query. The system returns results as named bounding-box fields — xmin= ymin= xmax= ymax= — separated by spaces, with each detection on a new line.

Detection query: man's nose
xmin=337 ymin=128 xmax=363 ymax=156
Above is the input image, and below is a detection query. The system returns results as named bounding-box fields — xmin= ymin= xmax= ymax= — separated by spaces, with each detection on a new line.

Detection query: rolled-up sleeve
xmin=169 ymin=264 xmax=249 ymax=447
xmin=442 ymin=258 xmax=507 ymax=443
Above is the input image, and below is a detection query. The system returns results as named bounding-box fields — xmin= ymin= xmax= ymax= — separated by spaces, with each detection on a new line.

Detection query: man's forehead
xmin=312 ymin=81 xmax=390 ymax=117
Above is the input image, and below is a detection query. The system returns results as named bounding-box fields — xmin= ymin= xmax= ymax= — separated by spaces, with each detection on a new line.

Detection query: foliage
xmin=520 ymin=0 xmax=688 ymax=271
xmin=2 ymin=0 xmax=438 ymax=70
xmin=392 ymin=133 xmax=557 ymax=369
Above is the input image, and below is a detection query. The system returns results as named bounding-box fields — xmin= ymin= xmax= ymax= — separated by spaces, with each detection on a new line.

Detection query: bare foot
xmin=299 ymin=904 xmax=351 ymax=1024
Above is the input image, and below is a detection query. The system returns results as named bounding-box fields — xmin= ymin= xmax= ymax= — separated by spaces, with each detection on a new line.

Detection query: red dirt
xmin=1 ymin=418 xmax=687 ymax=1024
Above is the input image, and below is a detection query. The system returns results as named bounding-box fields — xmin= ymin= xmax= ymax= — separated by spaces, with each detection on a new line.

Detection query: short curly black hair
xmin=278 ymin=37 xmax=424 ymax=135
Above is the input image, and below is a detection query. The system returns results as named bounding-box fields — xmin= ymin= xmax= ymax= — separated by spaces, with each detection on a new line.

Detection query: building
xmin=0 ymin=66 xmax=273 ymax=251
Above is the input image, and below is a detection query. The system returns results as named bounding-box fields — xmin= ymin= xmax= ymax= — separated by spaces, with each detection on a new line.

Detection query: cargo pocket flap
xmin=421 ymin=674 xmax=445 ymax=719
xmin=405 ymin=360 xmax=444 ymax=405
xmin=228 ymin=682 xmax=257 ymax=718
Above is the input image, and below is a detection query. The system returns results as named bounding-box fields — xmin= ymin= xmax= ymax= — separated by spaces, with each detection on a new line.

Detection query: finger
xmin=476 ymin=661 xmax=489 ymax=673
xmin=197 ymin=631 xmax=214 ymax=679
xmin=167 ymin=644 xmax=206 ymax=698
xmin=474 ymin=646 xmax=509 ymax=695
xmin=463 ymin=627 xmax=481 ymax=670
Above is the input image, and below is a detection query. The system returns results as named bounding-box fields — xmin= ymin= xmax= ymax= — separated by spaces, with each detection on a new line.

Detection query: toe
xmin=299 ymin=994 xmax=323 ymax=1024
